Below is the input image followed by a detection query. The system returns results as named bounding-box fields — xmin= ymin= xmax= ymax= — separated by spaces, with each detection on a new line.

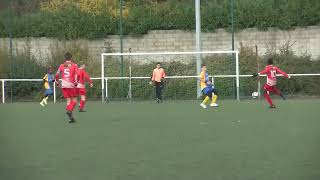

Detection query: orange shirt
xmin=152 ymin=68 xmax=166 ymax=82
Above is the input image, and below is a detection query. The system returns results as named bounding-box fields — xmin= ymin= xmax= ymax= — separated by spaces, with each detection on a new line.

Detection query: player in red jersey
xmin=77 ymin=63 xmax=93 ymax=112
xmin=253 ymin=58 xmax=290 ymax=108
xmin=55 ymin=52 xmax=78 ymax=123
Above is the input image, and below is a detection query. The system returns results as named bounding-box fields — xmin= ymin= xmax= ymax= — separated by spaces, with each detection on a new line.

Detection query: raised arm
xmin=276 ymin=67 xmax=290 ymax=78
xmin=259 ymin=67 xmax=268 ymax=75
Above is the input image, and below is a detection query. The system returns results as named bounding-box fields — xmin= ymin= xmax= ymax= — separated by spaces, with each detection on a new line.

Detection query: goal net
xmin=101 ymin=51 xmax=240 ymax=102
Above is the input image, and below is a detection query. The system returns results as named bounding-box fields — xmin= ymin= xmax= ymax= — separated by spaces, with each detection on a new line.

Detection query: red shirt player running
xmin=55 ymin=52 xmax=78 ymax=123
xmin=254 ymin=58 xmax=290 ymax=108
xmin=77 ymin=63 xmax=93 ymax=112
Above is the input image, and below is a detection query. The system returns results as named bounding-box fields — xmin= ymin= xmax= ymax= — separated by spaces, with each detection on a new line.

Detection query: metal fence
xmin=2 ymin=74 xmax=320 ymax=103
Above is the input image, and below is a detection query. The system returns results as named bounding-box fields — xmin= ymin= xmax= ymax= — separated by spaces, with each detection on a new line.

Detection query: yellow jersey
xmin=43 ymin=73 xmax=54 ymax=90
xmin=199 ymin=71 xmax=209 ymax=90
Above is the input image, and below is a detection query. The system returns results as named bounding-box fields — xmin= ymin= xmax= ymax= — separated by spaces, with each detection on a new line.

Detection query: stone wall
xmin=0 ymin=26 xmax=319 ymax=61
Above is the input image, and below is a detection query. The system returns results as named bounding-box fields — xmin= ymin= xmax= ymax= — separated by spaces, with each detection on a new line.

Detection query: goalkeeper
xmin=200 ymin=64 xmax=218 ymax=109
xmin=151 ymin=62 xmax=166 ymax=103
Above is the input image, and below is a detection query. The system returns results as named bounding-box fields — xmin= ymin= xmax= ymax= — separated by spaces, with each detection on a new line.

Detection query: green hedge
xmin=3 ymin=47 xmax=45 ymax=101
xmin=4 ymin=9 xmax=117 ymax=39
xmin=0 ymin=0 xmax=320 ymax=39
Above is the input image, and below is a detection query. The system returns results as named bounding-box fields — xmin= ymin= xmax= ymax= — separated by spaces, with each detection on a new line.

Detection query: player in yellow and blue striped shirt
xmin=40 ymin=67 xmax=55 ymax=107
xmin=199 ymin=64 xmax=218 ymax=109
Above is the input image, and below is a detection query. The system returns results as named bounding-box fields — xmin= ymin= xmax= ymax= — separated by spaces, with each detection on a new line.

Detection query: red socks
xmin=264 ymin=92 xmax=273 ymax=106
xmin=66 ymin=100 xmax=77 ymax=112
xmin=66 ymin=100 xmax=85 ymax=112
xmin=79 ymin=100 xmax=86 ymax=111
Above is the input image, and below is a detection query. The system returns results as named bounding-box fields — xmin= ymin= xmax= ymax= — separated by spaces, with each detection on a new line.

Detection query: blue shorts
xmin=44 ymin=89 xmax=54 ymax=96
xmin=202 ymin=86 xmax=218 ymax=97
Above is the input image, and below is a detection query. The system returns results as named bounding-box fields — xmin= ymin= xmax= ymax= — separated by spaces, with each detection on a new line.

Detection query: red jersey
xmin=56 ymin=61 xmax=78 ymax=88
xmin=259 ymin=65 xmax=289 ymax=86
xmin=77 ymin=68 xmax=93 ymax=89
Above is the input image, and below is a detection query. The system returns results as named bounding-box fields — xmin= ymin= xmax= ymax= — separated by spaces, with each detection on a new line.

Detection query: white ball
xmin=252 ymin=92 xmax=259 ymax=98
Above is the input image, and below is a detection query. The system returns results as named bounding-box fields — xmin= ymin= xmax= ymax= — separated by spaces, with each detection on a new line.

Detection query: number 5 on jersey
xmin=64 ymin=69 xmax=70 ymax=77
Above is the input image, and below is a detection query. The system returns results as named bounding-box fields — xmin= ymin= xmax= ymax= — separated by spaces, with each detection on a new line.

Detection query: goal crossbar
xmin=101 ymin=50 xmax=238 ymax=56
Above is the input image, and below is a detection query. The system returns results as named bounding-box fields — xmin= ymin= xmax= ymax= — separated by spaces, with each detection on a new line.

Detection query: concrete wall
xmin=0 ymin=26 xmax=319 ymax=61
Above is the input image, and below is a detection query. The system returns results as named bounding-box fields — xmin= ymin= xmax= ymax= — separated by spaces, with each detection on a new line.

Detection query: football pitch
xmin=1 ymin=99 xmax=320 ymax=180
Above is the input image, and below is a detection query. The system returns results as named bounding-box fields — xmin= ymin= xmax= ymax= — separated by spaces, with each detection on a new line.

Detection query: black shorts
xmin=154 ymin=81 xmax=164 ymax=87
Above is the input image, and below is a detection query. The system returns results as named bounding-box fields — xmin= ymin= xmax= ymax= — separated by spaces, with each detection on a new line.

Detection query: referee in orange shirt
xmin=151 ymin=62 xmax=166 ymax=103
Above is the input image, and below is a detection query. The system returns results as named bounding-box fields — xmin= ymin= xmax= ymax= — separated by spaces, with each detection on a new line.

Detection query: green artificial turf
xmin=1 ymin=99 xmax=320 ymax=180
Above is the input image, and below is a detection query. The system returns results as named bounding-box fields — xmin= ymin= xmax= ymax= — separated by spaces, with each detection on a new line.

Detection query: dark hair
xmin=202 ymin=64 xmax=206 ymax=67
xmin=156 ymin=62 xmax=161 ymax=65
xmin=267 ymin=57 xmax=274 ymax=65
xmin=64 ymin=52 xmax=72 ymax=60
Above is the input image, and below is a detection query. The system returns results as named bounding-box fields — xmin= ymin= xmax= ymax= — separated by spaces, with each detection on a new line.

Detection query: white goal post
xmin=101 ymin=51 xmax=240 ymax=102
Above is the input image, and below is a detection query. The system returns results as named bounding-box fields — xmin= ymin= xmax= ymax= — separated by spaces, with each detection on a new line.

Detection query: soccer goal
xmin=101 ymin=51 xmax=240 ymax=102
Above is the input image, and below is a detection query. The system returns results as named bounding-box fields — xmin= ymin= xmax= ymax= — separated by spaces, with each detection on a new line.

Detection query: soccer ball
xmin=252 ymin=92 xmax=259 ymax=98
